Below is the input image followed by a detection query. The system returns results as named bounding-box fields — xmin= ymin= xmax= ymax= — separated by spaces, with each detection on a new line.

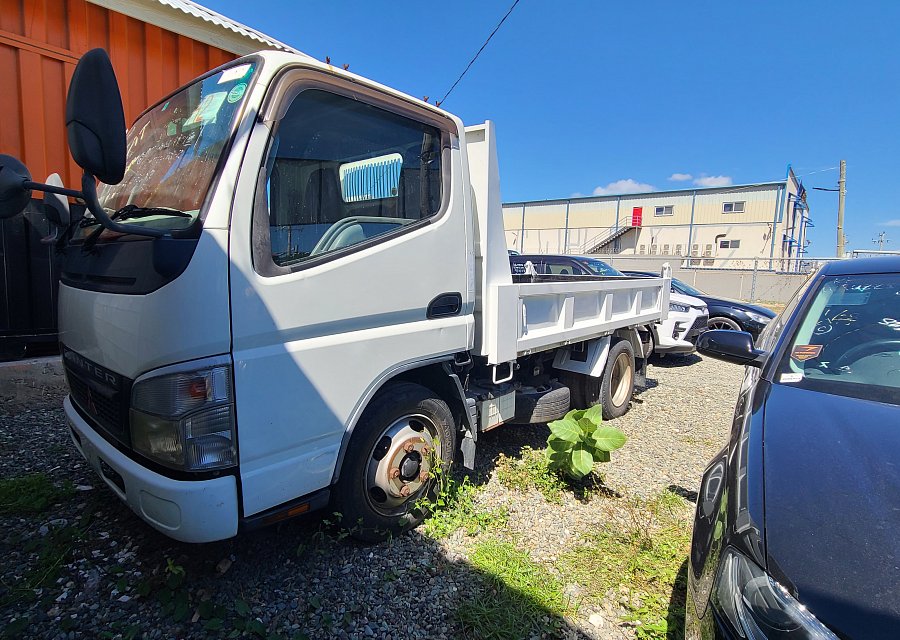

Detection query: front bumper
xmin=654 ymin=314 xmax=702 ymax=354
xmin=65 ymin=396 xmax=239 ymax=543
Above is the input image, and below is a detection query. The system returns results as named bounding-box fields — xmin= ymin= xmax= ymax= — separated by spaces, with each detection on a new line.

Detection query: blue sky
xmin=205 ymin=0 xmax=900 ymax=255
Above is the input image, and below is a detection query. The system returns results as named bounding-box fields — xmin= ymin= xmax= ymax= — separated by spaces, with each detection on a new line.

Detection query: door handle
xmin=427 ymin=292 xmax=462 ymax=319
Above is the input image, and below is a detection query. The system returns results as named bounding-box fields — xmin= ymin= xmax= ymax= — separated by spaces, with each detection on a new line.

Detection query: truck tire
xmin=333 ymin=382 xmax=456 ymax=543
xmin=510 ymin=382 xmax=570 ymax=424
xmin=599 ymin=339 xmax=635 ymax=419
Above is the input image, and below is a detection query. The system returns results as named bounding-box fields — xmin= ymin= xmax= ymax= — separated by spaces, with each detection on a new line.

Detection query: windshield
xmin=673 ymin=278 xmax=705 ymax=297
xmin=83 ymin=61 xmax=257 ymax=236
xmin=775 ymin=273 xmax=900 ymax=405
xmin=582 ymin=258 xmax=623 ymax=276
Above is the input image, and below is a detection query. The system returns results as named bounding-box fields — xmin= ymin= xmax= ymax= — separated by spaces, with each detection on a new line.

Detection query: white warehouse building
xmin=503 ymin=168 xmax=811 ymax=270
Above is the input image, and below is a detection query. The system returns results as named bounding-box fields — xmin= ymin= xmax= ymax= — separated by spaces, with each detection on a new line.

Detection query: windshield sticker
xmin=829 ymin=290 xmax=870 ymax=305
xmin=184 ymin=92 xmax=227 ymax=128
xmin=780 ymin=373 xmax=804 ymax=383
xmin=791 ymin=344 xmax=823 ymax=362
xmin=226 ymin=82 xmax=247 ymax=104
xmin=217 ymin=64 xmax=252 ymax=84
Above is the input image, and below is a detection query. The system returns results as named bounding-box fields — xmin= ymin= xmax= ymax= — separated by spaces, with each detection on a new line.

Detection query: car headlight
xmin=130 ymin=363 xmax=236 ymax=472
xmin=670 ymin=302 xmax=690 ymax=313
xmin=714 ymin=548 xmax=838 ymax=639
xmin=746 ymin=311 xmax=772 ymax=325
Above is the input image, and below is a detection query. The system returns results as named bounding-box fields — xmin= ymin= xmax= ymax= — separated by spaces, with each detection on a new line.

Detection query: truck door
xmin=228 ymin=72 xmax=473 ymax=516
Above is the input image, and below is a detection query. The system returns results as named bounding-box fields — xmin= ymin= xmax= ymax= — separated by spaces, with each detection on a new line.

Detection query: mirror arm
xmin=80 ymin=173 xmax=166 ymax=238
xmin=22 ymin=180 xmax=84 ymax=200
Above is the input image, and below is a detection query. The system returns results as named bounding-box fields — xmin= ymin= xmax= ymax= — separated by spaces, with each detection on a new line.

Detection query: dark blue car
xmin=687 ymin=257 xmax=900 ymax=639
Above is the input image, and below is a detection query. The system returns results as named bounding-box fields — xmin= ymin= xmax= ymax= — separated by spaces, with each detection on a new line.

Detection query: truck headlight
xmin=714 ymin=548 xmax=838 ymax=639
xmin=746 ymin=311 xmax=772 ymax=325
xmin=130 ymin=364 xmax=236 ymax=471
xmin=670 ymin=302 xmax=689 ymax=313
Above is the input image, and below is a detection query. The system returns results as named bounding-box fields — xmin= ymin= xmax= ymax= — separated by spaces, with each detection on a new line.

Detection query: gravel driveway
xmin=0 ymin=355 xmax=743 ymax=639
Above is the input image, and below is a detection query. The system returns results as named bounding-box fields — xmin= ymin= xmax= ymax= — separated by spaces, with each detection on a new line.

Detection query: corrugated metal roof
xmin=86 ymin=0 xmax=313 ymax=57
xmin=155 ymin=0 xmax=304 ymax=54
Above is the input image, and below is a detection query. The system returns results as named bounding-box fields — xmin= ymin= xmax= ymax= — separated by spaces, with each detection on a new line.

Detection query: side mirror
xmin=697 ymin=329 xmax=766 ymax=367
xmin=65 ymin=48 xmax=126 ymax=185
xmin=0 ymin=154 xmax=32 ymax=219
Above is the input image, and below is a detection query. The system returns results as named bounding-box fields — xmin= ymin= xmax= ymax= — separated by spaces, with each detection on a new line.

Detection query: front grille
xmin=63 ymin=347 xmax=132 ymax=447
xmin=687 ymin=314 xmax=709 ymax=342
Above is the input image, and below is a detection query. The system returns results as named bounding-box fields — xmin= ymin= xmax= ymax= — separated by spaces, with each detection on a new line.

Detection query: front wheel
xmin=333 ymin=382 xmax=456 ymax=542
xmin=708 ymin=316 xmax=741 ymax=331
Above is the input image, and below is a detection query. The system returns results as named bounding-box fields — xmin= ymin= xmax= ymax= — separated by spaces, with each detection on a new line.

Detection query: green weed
xmin=0 ymin=473 xmax=74 ymax=515
xmin=495 ymin=446 xmax=566 ymax=503
xmin=420 ymin=473 xmax=508 ymax=539
xmin=558 ymin=490 xmax=691 ymax=639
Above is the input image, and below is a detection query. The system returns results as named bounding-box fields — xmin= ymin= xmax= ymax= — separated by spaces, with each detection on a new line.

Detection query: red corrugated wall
xmin=0 ymin=0 xmax=237 ymax=186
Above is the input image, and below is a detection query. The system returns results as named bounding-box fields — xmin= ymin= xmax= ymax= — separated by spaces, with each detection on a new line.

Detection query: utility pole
xmin=836 ymin=160 xmax=846 ymax=257
xmin=873 ymin=231 xmax=890 ymax=251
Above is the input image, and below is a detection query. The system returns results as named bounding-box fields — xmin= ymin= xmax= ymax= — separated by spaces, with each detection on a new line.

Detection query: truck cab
xmin=0 ymin=49 xmax=668 ymax=543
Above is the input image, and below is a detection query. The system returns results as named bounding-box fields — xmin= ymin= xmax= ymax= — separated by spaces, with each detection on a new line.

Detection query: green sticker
xmin=227 ymin=83 xmax=247 ymax=104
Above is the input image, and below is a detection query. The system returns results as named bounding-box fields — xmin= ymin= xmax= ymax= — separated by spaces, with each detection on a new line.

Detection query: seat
xmin=302 ymin=167 xmax=343 ymax=224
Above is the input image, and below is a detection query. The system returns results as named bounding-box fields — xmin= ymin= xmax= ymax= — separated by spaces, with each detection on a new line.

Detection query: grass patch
xmin=420 ymin=475 xmax=508 ymax=539
xmin=495 ymin=446 xmax=612 ymax=503
xmin=0 ymin=473 xmax=74 ymax=515
xmin=458 ymin=539 xmax=573 ymax=639
xmin=495 ymin=446 xmax=566 ymax=503
xmin=558 ymin=490 xmax=692 ymax=639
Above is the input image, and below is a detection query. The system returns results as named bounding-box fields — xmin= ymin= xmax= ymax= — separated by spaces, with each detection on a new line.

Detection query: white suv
xmin=649 ymin=292 xmax=708 ymax=356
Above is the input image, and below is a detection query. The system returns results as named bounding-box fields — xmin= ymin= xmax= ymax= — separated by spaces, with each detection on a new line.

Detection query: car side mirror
xmin=65 ymin=48 xmax=126 ymax=185
xmin=697 ymin=330 xmax=766 ymax=367
xmin=0 ymin=154 xmax=33 ymax=219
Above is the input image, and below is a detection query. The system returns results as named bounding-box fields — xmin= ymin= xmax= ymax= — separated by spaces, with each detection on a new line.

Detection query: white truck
xmin=0 ymin=49 xmax=669 ymax=543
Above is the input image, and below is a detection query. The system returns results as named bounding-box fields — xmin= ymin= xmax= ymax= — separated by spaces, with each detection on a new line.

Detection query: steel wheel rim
xmin=365 ymin=413 xmax=440 ymax=516
xmin=610 ymin=352 xmax=633 ymax=407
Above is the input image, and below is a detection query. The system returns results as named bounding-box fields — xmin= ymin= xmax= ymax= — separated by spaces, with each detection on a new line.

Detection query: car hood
xmin=763 ymin=383 xmax=900 ymax=638
xmin=670 ymin=292 xmax=705 ymax=308
xmin=702 ymin=295 xmax=775 ymax=317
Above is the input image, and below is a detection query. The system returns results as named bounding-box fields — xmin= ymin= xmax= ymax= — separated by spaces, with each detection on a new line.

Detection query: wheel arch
xmin=330 ymin=356 xmax=471 ymax=484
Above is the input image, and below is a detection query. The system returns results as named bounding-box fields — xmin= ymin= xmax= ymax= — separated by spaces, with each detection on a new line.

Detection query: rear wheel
xmin=599 ymin=340 xmax=635 ymax=419
xmin=333 ymin=382 xmax=456 ymax=542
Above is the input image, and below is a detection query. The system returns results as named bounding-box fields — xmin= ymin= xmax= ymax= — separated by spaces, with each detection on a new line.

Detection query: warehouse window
xmin=654 ymin=205 xmax=674 ymax=216
xmin=720 ymin=239 xmax=741 ymax=249
xmin=674 ymin=244 xmax=683 ymax=255
xmin=723 ymin=201 xmax=745 ymax=214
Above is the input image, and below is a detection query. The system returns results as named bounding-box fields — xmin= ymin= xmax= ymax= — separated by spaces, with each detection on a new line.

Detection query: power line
xmin=437 ymin=0 xmax=522 ymax=106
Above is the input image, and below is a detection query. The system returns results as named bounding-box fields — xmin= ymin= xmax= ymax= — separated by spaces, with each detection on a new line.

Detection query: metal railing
xmin=576 ymin=215 xmax=635 ymax=254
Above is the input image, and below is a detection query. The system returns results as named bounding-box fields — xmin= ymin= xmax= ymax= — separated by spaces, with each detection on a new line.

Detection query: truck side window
xmin=261 ymin=89 xmax=444 ymax=268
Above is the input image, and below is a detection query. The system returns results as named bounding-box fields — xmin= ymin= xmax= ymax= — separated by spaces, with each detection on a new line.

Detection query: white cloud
xmin=592 ymin=179 xmax=655 ymax=196
xmin=883 ymin=219 xmax=900 ymax=227
xmin=669 ymin=173 xmax=693 ymax=181
xmin=693 ymin=175 xmax=733 ymax=188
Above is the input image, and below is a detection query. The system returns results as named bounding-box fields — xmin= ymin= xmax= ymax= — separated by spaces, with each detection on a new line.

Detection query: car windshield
xmin=77 ymin=61 xmax=257 ymax=238
xmin=582 ymin=259 xmax=623 ymax=276
xmin=673 ymin=278 xmax=705 ymax=297
xmin=775 ymin=273 xmax=900 ymax=405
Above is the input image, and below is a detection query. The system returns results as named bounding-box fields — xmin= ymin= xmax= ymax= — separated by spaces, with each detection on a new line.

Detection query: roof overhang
xmin=86 ymin=0 xmax=311 ymax=57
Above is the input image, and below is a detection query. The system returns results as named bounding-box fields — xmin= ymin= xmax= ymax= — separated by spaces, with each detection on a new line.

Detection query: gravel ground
xmin=0 ymin=354 xmax=743 ymax=639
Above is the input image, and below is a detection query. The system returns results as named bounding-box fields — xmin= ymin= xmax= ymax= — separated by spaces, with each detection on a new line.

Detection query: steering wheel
xmin=832 ymin=339 xmax=900 ymax=369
